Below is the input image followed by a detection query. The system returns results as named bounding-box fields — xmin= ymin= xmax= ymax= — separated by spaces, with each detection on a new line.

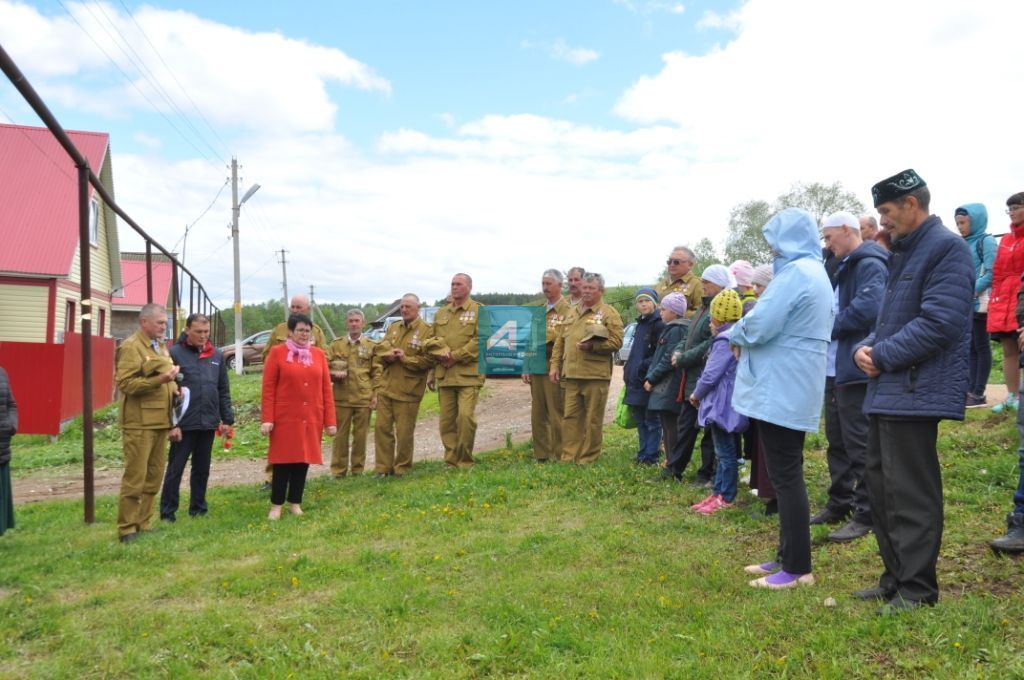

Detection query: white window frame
xmin=88 ymin=197 xmax=99 ymax=246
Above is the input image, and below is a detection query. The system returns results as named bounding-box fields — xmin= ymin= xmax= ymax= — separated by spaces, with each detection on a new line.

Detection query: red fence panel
xmin=0 ymin=336 xmax=116 ymax=435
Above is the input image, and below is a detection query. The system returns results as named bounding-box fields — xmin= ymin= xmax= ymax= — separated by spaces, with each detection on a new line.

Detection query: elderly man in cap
xmin=657 ymin=247 xmax=703 ymax=317
xmin=853 ymin=170 xmax=973 ymax=612
xmin=814 ymin=211 xmax=889 ymax=543
xmin=550 ymin=272 xmax=624 ymax=463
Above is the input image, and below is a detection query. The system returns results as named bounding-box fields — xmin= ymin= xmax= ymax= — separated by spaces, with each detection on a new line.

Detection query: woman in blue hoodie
xmin=955 ymin=204 xmax=996 ymax=408
xmin=730 ymin=208 xmax=835 ymax=590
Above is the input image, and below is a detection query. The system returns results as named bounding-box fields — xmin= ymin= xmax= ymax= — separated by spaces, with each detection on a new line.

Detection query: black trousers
xmin=865 ymin=416 xmax=942 ymax=603
xmin=758 ymin=420 xmax=811 ymax=575
xmin=823 ymin=379 xmax=872 ymax=525
xmin=666 ymin=400 xmax=715 ymax=480
xmin=160 ymin=429 xmax=215 ymax=519
xmin=271 ymin=463 xmax=310 ymax=505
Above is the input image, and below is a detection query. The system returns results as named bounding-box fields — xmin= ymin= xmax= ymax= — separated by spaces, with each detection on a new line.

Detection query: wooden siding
xmin=0 ymin=283 xmax=48 ymax=342
xmin=67 ymin=196 xmax=113 ymax=294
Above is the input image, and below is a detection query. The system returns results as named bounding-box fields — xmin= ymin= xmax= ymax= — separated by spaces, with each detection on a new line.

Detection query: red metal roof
xmin=112 ymin=258 xmax=173 ymax=308
xmin=0 ymin=123 xmax=111 ymax=277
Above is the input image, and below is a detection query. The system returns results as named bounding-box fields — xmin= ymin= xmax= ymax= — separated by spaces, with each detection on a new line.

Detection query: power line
xmin=167 ymin=176 xmax=230 ymax=253
xmin=54 ymin=0 xmax=222 ymax=170
xmin=79 ymin=0 xmax=227 ymax=165
xmin=115 ymin=0 xmax=233 ymax=160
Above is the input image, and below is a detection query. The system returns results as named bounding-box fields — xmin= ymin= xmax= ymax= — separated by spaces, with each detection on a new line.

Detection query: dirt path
xmin=13 ymin=367 xmax=625 ymax=505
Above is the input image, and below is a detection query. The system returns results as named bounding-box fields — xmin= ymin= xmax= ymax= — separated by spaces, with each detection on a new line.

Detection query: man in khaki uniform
xmin=430 ymin=273 xmax=485 ymax=468
xmin=566 ymin=266 xmax=585 ymax=307
xmin=261 ymin=294 xmax=329 ymax=361
xmin=550 ymin=273 xmax=624 ymax=464
xmin=115 ymin=303 xmax=182 ymax=543
xmin=374 ymin=294 xmax=434 ymax=477
xmin=656 ymin=247 xmax=703 ymax=317
xmin=523 ymin=269 xmax=570 ymax=462
xmin=260 ymin=293 xmax=328 ymax=488
xmin=326 ymin=309 xmax=380 ymax=477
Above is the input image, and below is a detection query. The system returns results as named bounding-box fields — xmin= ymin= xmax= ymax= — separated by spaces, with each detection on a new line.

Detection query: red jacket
xmin=987 ymin=222 xmax=1024 ymax=333
xmin=261 ymin=344 xmax=335 ymax=465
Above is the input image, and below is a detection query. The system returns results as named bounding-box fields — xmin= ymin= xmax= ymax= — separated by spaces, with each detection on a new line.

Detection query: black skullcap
xmin=871 ymin=169 xmax=926 ymax=208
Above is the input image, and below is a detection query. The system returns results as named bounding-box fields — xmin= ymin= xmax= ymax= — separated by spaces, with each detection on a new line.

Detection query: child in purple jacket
xmin=689 ymin=289 xmax=748 ymax=515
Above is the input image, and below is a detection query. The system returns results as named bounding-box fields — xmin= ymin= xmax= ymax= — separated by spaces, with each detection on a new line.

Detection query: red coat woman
xmin=261 ymin=343 xmax=336 ymax=465
xmin=987 ymin=221 xmax=1024 ymax=334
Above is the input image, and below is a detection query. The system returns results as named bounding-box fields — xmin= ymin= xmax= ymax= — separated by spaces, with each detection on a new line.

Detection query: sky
xmin=2 ymin=0 xmax=1023 ymax=309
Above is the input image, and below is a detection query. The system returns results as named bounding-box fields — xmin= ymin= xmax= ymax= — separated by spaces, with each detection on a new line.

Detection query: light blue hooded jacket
xmin=956 ymin=202 xmax=996 ymax=311
xmin=730 ymin=208 xmax=835 ymax=432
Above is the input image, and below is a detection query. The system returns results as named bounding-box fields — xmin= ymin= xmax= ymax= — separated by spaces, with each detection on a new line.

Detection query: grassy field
xmin=1 ymin=403 xmax=1023 ymax=677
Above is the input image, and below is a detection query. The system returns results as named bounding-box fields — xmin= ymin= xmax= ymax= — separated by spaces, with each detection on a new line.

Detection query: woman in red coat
xmin=987 ymin=192 xmax=1024 ymax=413
xmin=260 ymin=314 xmax=336 ymax=519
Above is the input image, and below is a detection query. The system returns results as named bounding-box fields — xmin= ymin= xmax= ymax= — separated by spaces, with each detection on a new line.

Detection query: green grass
xmin=2 ymin=411 xmax=1024 ymax=678
xmin=10 ymin=373 xmax=445 ymax=476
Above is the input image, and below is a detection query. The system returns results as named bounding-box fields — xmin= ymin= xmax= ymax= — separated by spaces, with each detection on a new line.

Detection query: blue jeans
xmin=632 ymin=404 xmax=663 ymax=463
xmin=710 ymin=423 xmax=739 ymax=502
xmin=1014 ymin=393 xmax=1024 ymax=515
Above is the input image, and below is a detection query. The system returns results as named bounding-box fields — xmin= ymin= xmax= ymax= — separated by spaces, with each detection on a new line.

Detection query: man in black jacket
xmin=160 ymin=314 xmax=234 ymax=521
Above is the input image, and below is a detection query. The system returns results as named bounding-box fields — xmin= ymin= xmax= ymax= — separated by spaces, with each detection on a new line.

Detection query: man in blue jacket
xmin=853 ymin=170 xmax=974 ymax=612
xmin=160 ymin=314 xmax=235 ymax=522
xmin=814 ymin=211 xmax=889 ymax=543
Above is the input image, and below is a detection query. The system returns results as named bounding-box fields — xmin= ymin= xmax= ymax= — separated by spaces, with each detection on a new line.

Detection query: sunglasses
xmin=666 ymin=258 xmax=692 ymax=266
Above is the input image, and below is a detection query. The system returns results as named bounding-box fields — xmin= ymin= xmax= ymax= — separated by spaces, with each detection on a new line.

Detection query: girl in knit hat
xmin=643 ymin=293 xmax=689 ymax=460
xmin=688 ymin=289 xmax=748 ymax=514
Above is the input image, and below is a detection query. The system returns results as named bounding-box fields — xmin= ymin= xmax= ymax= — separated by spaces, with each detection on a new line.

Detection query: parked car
xmin=365 ymin=307 xmax=439 ymax=341
xmin=614 ymin=322 xmax=637 ymax=366
xmin=220 ymin=329 xmax=272 ymax=370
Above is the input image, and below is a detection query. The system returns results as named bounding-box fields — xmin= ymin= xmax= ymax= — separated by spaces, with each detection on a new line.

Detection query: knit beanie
xmin=701 ymin=264 xmax=734 ymax=290
xmin=661 ymin=292 xmax=687 ymax=316
xmin=729 ymin=260 xmax=755 ymax=287
xmin=634 ymin=287 xmax=659 ymax=305
xmin=710 ymin=289 xmax=743 ymax=322
xmin=751 ymin=264 xmax=774 ymax=287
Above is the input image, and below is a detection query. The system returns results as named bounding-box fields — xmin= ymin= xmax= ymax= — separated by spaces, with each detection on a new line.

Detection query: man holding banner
xmin=550 ymin=272 xmax=624 ymax=464
xmin=523 ymin=269 xmax=571 ymax=462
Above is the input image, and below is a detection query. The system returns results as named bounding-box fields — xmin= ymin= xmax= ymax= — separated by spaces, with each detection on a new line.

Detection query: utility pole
xmin=230 ymin=157 xmax=261 ymax=375
xmin=278 ymin=248 xmax=289 ymax=321
xmin=309 ymin=284 xmax=337 ymax=340
xmin=231 ymin=159 xmax=242 ymax=375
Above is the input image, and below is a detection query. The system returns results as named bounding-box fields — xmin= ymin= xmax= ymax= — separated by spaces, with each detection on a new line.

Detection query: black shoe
xmin=535 ymin=458 xmax=550 ymax=464
xmin=160 ymin=515 xmax=176 ymax=523
xmin=259 ymin=482 xmax=272 ymax=492
xmin=119 ymin=532 xmax=139 ymax=544
xmin=852 ymin=586 xmax=893 ymax=601
xmin=809 ymin=506 xmax=849 ymax=525
xmin=828 ymin=520 xmax=872 ymax=543
xmin=764 ymin=499 xmax=778 ymax=516
xmin=877 ymin=596 xmax=935 ymax=616
xmin=990 ymin=513 xmax=1024 ymax=554
xmin=188 ymin=511 xmax=207 ymax=518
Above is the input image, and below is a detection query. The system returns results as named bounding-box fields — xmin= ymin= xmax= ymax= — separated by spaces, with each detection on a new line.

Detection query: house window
xmin=65 ymin=300 xmax=76 ymax=333
xmin=98 ymin=308 xmax=106 ymax=336
xmin=88 ymin=198 xmax=99 ymax=246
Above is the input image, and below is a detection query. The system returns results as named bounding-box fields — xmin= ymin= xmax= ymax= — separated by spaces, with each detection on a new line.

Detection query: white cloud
xmin=6 ymin=0 xmax=1023 ymax=312
xmin=615 ymin=1 xmax=686 ymax=15
xmin=696 ymin=9 xmax=742 ymax=31
xmin=133 ymin=131 xmax=162 ymax=149
xmin=0 ymin=1 xmax=390 ymax=134
xmin=522 ymin=38 xmax=599 ymax=66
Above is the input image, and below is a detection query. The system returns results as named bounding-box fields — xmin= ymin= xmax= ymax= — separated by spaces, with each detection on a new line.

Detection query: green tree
xmin=776 ymin=181 xmax=866 ymax=226
xmin=691 ymin=237 xmax=721 ymax=275
xmin=724 ymin=200 xmax=774 ymax=265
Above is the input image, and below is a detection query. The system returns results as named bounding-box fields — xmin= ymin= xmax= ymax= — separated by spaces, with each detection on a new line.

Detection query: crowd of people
xmin=4 ymin=167 xmax=1021 ymax=616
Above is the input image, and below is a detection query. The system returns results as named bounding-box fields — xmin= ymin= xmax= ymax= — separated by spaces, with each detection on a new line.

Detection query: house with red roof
xmin=0 ymin=122 xmax=122 ymax=433
xmin=111 ymin=252 xmax=174 ymax=339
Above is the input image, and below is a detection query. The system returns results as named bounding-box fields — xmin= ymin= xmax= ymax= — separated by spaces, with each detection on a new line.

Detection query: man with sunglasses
xmin=656 ymin=247 xmax=703 ymax=318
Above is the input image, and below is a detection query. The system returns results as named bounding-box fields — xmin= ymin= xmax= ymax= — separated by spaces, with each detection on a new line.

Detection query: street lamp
xmin=231 ymin=157 xmax=260 ymax=375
